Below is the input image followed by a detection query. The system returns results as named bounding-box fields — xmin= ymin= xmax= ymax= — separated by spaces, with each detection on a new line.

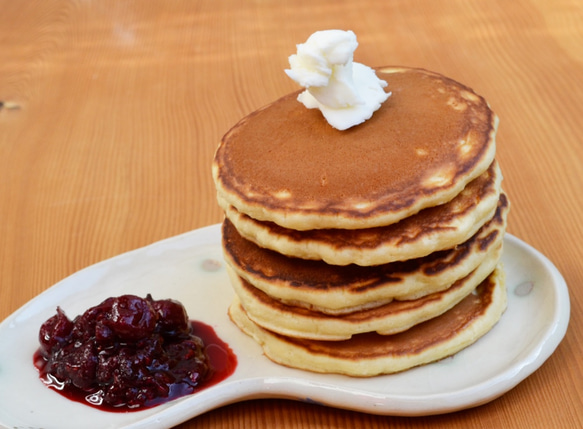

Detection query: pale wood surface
xmin=1 ymin=1 xmax=582 ymax=427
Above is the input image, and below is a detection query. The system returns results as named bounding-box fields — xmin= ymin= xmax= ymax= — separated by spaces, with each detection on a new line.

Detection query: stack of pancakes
xmin=212 ymin=66 xmax=509 ymax=377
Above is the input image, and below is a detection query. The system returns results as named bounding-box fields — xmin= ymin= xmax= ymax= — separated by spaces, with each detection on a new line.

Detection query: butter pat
xmin=285 ymin=30 xmax=390 ymax=130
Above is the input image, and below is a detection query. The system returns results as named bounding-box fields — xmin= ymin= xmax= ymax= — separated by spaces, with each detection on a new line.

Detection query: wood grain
xmin=1 ymin=0 xmax=581 ymax=428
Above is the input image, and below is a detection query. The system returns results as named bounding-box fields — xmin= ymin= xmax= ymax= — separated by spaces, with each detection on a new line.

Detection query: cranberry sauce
xmin=34 ymin=294 xmax=237 ymax=412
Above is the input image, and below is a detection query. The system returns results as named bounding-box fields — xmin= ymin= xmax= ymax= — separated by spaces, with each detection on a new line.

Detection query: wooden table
xmin=1 ymin=1 xmax=581 ymax=427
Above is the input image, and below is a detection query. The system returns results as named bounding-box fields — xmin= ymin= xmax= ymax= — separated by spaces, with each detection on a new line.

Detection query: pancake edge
xmin=227 ymin=244 xmax=502 ymax=340
xmin=228 ymin=266 xmax=507 ymax=377
xmin=222 ymin=193 xmax=509 ymax=313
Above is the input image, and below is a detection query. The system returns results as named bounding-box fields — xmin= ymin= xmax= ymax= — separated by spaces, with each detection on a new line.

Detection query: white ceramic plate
xmin=0 ymin=224 xmax=569 ymax=429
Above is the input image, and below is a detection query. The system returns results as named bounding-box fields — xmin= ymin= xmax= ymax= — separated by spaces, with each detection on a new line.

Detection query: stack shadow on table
xmin=212 ymin=66 xmax=509 ymax=377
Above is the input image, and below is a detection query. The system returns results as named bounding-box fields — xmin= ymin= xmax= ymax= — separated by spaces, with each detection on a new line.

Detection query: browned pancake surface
xmin=250 ymin=271 xmax=498 ymax=360
xmin=214 ymin=66 xmax=497 ymax=229
xmin=228 ymin=267 xmax=506 ymax=375
xmin=222 ymin=192 xmax=508 ymax=300
xmin=226 ymin=163 xmax=501 ymax=266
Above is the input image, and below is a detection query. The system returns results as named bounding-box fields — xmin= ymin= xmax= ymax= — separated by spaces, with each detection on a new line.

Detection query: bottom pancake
xmin=228 ymin=266 xmax=506 ymax=377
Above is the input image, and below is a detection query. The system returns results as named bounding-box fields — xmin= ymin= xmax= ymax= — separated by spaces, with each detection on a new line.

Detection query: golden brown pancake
xmin=228 ymin=266 xmax=506 ymax=376
xmin=213 ymin=66 xmax=498 ymax=231
xmin=227 ymin=246 xmax=500 ymax=340
xmin=225 ymin=162 xmax=502 ymax=266
xmin=222 ymin=192 xmax=509 ymax=314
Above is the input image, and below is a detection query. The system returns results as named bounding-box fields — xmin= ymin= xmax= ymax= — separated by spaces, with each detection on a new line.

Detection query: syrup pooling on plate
xmin=34 ymin=294 xmax=237 ymax=412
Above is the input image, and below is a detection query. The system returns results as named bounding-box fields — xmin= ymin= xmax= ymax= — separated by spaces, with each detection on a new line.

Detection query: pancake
xmin=228 ymin=266 xmax=507 ymax=376
xmin=222 ymin=192 xmax=509 ymax=314
xmin=225 ymin=162 xmax=502 ymax=266
xmin=227 ymin=243 xmax=501 ymax=340
xmin=213 ymin=66 xmax=498 ymax=231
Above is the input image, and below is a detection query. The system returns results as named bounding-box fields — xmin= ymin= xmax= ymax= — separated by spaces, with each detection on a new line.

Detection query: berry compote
xmin=34 ymin=294 xmax=236 ymax=411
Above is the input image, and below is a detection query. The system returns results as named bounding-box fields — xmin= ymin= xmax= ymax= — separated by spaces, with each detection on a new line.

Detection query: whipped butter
xmin=285 ymin=30 xmax=390 ymax=130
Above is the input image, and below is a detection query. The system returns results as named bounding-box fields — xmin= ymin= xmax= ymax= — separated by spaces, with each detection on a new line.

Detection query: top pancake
xmin=213 ymin=66 xmax=498 ymax=230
